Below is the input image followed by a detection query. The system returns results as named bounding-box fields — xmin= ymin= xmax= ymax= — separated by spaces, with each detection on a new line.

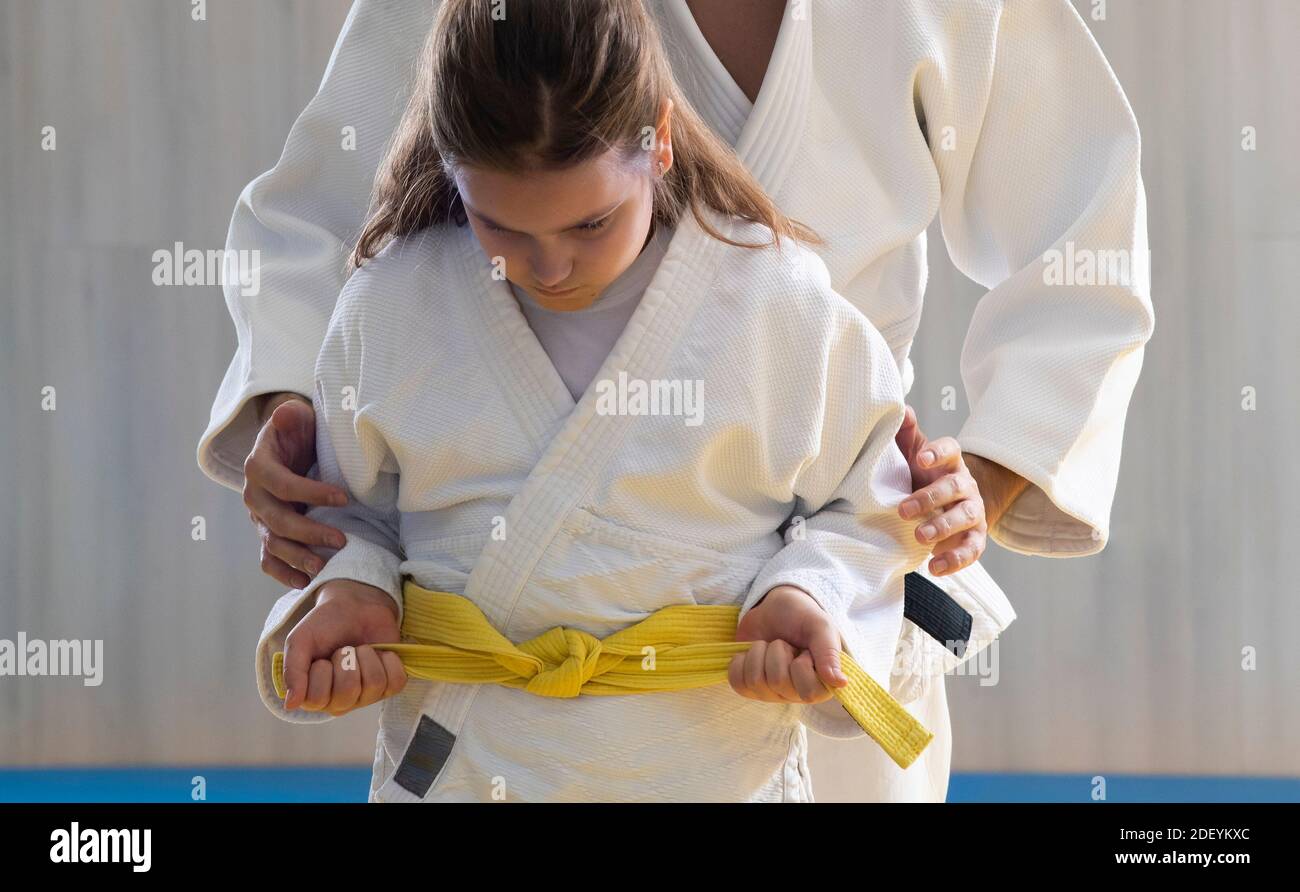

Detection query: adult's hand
xmin=895 ymin=405 xmax=1007 ymax=575
xmin=243 ymin=393 xmax=349 ymax=589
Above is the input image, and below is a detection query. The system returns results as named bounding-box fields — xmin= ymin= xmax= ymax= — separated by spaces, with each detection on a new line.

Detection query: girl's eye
xmin=482 ymin=217 xmax=608 ymax=234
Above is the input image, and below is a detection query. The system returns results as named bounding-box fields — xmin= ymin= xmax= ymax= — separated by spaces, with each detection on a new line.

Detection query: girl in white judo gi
xmin=202 ymin=0 xmax=1151 ymax=802
xmin=245 ymin=0 xmax=1019 ymax=802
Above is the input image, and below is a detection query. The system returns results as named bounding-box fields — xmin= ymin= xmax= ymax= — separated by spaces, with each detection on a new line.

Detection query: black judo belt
xmin=902 ymin=572 xmax=972 ymax=659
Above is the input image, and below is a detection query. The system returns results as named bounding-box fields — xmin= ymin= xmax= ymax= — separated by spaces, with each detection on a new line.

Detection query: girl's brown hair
xmin=350 ymin=0 xmax=820 ymax=268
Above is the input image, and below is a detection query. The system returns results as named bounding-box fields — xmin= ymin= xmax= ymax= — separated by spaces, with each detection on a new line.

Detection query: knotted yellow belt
xmin=271 ymin=579 xmax=932 ymax=769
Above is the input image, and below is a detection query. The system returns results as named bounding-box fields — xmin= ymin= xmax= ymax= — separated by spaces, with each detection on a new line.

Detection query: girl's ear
xmin=653 ymin=98 xmax=675 ymax=176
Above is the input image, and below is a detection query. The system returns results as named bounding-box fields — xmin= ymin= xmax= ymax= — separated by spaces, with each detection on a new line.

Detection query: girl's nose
xmin=528 ymin=251 xmax=573 ymax=289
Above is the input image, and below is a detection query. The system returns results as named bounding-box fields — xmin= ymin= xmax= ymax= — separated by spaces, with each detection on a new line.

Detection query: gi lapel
xmin=727 ymin=0 xmax=813 ymax=197
xmin=452 ymin=207 xmax=728 ymax=632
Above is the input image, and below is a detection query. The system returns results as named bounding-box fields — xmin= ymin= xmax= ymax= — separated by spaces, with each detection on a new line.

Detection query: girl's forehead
xmin=455 ymin=151 xmax=644 ymax=234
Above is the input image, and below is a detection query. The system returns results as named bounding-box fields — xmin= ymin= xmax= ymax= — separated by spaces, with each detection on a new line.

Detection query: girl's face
xmin=453 ymin=103 xmax=674 ymax=313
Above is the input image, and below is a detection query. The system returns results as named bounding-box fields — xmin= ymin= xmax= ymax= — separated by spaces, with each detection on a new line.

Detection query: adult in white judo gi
xmin=198 ymin=0 xmax=1152 ymax=801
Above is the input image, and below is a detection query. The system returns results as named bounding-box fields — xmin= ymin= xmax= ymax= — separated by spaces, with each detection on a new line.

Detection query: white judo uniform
xmin=199 ymin=0 xmax=1153 ymax=801
xmin=253 ymin=208 xmax=1015 ymax=802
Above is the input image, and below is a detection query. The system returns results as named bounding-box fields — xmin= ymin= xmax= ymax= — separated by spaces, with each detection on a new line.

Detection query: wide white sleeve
xmin=737 ymin=311 xmax=933 ymax=740
xmin=921 ymin=0 xmax=1155 ymax=556
xmin=196 ymin=0 xmax=436 ymax=492
xmin=253 ymin=289 xmax=405 ymax=724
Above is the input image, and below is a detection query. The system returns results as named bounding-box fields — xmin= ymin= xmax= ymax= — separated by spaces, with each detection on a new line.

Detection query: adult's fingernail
xmin=332 ymin=493 xmax=348 ymax=506
xmin=329 ymin=534 xmax=346 ymax=548
xmin=921 ymin=449 xmax=935 ymax=465
xmin=932 ymin=558 xmax=948 ymax=573
xmin=900 ymin=500 xmax=918 ymax=518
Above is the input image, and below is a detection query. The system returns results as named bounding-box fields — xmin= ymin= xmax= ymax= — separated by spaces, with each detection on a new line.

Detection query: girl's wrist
xmin=318 ymin=579 xmax=400 ymax=619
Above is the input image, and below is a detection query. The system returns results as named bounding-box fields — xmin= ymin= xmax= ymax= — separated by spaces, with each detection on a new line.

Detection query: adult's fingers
xmin=244 ymin=441 xmax=348 ymax=509
xmin=900 ymin=404 xmax=918 ymax=430
xmin=262 ymin=530 xmax=326 ymax=579
xmin=895 ymin=404 xmax=921 ymax=453
xmin=915 ymin=497 xmax=984 ymax=546
xmin=917 ymin=435 xmax=963 ymax=471
xmin=907 ymin=471 xmax=979 ymax=518
xmin=246 ymin=485 xmax=347 ymax=551
xmin=929 ymin=528 xmax=987 ymax=575
xmin=259 ymin=548 xmax=311 ymax=590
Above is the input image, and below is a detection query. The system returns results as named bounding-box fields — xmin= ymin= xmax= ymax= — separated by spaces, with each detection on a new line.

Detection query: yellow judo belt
xmin=272 ymin=579 xmax=933 ymax=769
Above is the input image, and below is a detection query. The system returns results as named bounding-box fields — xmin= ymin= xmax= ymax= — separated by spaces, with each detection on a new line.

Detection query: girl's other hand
xmin=281 ymin=579 xmax=406 ymax=715
xmin=242 ymin=394 xmax=350 ymax=588
xmin=728 ymin=585 xmax=847 ymax=706
xmin=894 ymin=405 xmax=989 ymax=576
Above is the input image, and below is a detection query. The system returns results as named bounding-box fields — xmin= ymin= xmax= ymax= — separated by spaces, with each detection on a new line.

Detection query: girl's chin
xmin=533 ymin=289 xmax=597 ymax=311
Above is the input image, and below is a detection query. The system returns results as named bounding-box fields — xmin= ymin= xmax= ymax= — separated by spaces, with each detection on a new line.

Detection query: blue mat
xmin=0 ymin=767 xmax=369 ymax=803
xmin=1 ymin=768 xmax=1297 ymax=802
xmin=946 ymin=773 xmax=1300 ymax=803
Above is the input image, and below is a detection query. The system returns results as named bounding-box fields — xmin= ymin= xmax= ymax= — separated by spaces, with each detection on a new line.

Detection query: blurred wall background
xmin=1 ymin=0 xmax=1296 ymax=776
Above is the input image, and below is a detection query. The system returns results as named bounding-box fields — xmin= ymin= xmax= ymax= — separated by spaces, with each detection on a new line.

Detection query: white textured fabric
xmin=198 ymin=0 xmax=1152 ymax=560
xmin=510 ymin=224 xmax=674 ymax=402
xmin=252 ymin=208 xmax=1012 ymax=801
xmin=205 ymin=0 xmax=1150 ymax=801
xmin=657 ymin=0 xmax=753 ymax=146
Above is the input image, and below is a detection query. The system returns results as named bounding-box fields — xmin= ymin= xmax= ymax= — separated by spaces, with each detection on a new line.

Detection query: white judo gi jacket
xmin=252 ymin=208 xmax=1014 ymax=801
xmin=200 ymin=0 xmax=1152 ymax=801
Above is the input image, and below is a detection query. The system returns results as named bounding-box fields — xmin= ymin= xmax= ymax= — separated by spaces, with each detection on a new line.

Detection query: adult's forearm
xmin=963 ymin=452 xmax=1031 ymax=530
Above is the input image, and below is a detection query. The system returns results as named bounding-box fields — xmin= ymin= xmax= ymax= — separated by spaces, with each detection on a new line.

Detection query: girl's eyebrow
xmin=463 ymin=199 xmax=623 ymax=234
